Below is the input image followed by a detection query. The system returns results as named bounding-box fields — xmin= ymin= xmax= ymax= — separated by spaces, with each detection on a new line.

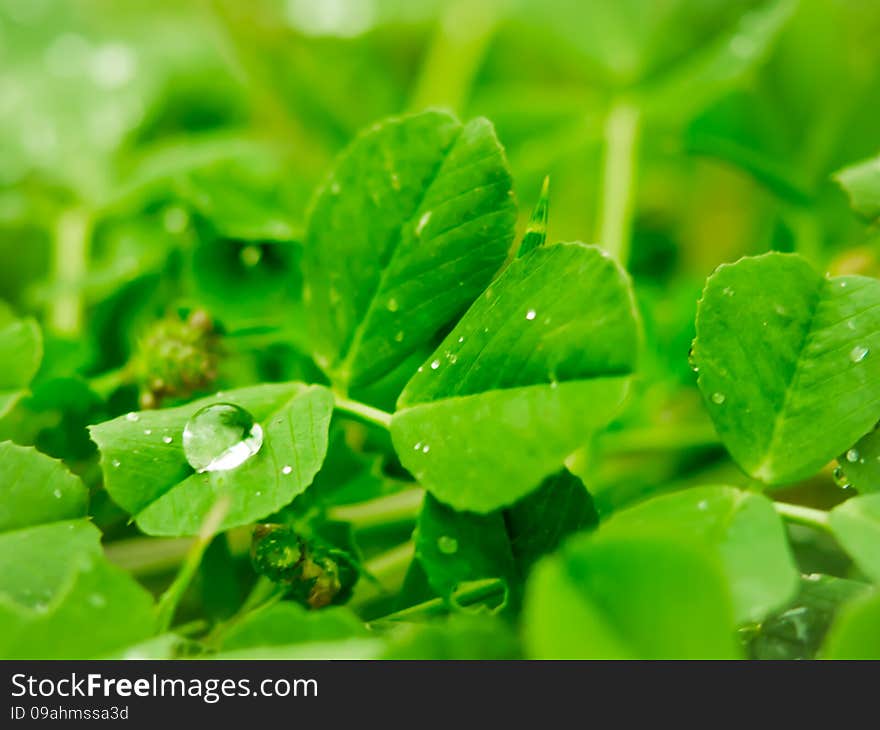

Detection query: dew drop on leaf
xmin=111 ymin=459 xmax=121 ymax=468
xmin=850 ymin=345 xmax=869 ymax=363
xmin=162 ymin=436 xmax=173 ymax=444
xmin=282 ymin=465 xmax=292 ymax=475
xmin=386 ymin=297 xmax=399 ymax=312
xmin=182 ymin=403 xmax=264 ymax=473
xmin=144 ymin=429 xmax=152 ymax=435
xmin=415 ymin=210 xmax=431 ymax=236
xmin=125 ymin=412 xmax=139 ymax=422
xmin=846 ymin=448 xmax=860 ymax=463
xmin=526 ymin=309 xmax=536 ymax=320
xmin=422 ymin=444 xmax=430 ymax=453
xmin=711 ymin=392 xmax=726 ymax=405
xmin=430 ymin=359 xmax=440 ymax=370
xmin=832 ymin=465 xmax=850 ymax=489
xmin=437 ymin=536 xmax=458 ymax=554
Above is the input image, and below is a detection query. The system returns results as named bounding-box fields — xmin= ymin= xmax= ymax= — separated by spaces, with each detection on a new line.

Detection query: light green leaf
xmin=835 ymin=153 xmax=880 ymax=224
xmin=834 ymin=427 xmax=880 ymax=493
xmin=821 ymin=589 xmax=880 ymax=659
xmin=304 ymin=110 xmax=517 ymax=390
xmin=828 ymin=494 xmax=880 ymax=583
xmin=692 ymin=252 xmax=880 ymax=484
xmin=219 ymin=602 xmax=367 ymax=651
xmin=523 ymin=532 xmax=740 ymax=659
xmin=0 ymin=441 xmax=88 ymax=534
xmin=89 ymin=383 xmax=334 ymax=536
xmin=0 ymin=518 xmax=154 ymax=658
xmin=392 ymin=242 xmax=640 ymax=513
xmin=603 ymin=486 xmax=798 ymax=623
xmin=0 ymin=314 xmax=42 ymax=419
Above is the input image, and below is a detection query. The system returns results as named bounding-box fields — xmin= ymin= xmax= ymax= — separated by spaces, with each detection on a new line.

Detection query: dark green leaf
xmin=835 ymin=154 xmax=880 ymax=224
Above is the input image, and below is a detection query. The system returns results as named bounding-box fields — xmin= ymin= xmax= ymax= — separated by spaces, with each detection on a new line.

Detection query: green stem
xmin=595 ymin=98 xmax=641 ymax=265
xmin=372 ymin=578 xmax=505 ymax=623
xmin=155 ymin=497 xmax=230 ymax=632
xmin=599 ymin=422 xmax=720 ymax=453
xmin=328 ymin=488 xmax=424 ymax=530
xmin=49 ymin=206 xmax=92 ymax=337
xmin=350 ymin=542 xmax=415 ymax=609
xmin=408 ymin=0 xmax=499 ymax=113
xmin=774 ymin=501 xmax=832 ymax=533
xmin=333 ymin=395 xmax=393 ymax=430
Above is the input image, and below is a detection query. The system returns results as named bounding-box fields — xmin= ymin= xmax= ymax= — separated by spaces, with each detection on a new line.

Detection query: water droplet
xmin=386 ymin=297 xmax=399 ymax=312
xmin=394 ymin=331 xmax=404 ymax=342
xmin=723 ymin=287 xmax=735 ymax=297
xmin=422 ymin=444 xmax=430 ymax=453
xmin=457 ymin=336 xmax=464 ymax=343
xmin=832 ymin=466 xmax=850 ymax=489
xmin=430 ymin=359 xmax=440 ymax=370
xmin=846 ymin=449 xmax=860 ymax=463
xmin=525 ymin=309 xmax=537 ymax=320
xmin=711 ymin=392 xmax=726 ymax=405
xmin=697 ymin=500 xmax=709 ymax=511
xmin=125 ymin=412 xmax=139 ymax=422
xmin=162 ymin=436 xmax=173 ymax=444
xmin=840 ymin=281 xmax=848 ymax=288
xmin=240 ymin=245 xmax=262 ymax=268
xmin=89 ymin=593 xmax=106 ymax=608
xmin=415 ymin=211 xmax=432 ymax=236
xmin=255 ymin=491 xmax=262 ymax=497
xmin=111 ymin=459 xmax=121 ymax=468
xmin=447 ymin=353 xmax=458 ymax=364
xmin=417 ymin=366 xmax=424 ymax=373
xmin=182 ymin=403 xmax=264 ymax=473
xmin=850 ymin=345 xmax=869 ymax=363
xmin=282 ymin=465 xmax=292 ymax=475
xmin=144 ymin=429 xmax=152 ymax=436
xmin=414 ymin=442 xmax=422 ymax=451
xmin=53 ymin=489 xmax=62 ymax=499
xmin=847 ymin=320 xmax=857 ymax=331
xmin=437 ymin=536 xmax=458 ymax=554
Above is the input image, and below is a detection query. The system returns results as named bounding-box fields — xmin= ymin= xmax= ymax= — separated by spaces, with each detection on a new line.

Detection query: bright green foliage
xmin=0 ymin=312 xmax=42 ymax=419
xmin=89 ymin=383 xmax=333 ymax=536
xmin=602 ymin=486 xmax=798 ymax=623
xmin=822 ymin=590 xmax=880 ymax=659
xmin=693 ymin=253 xmax=880 ymax=485
xmin=393 ymin=242 xmax=640 ymax=512
xmin=304 ymin=111 xmax=517 ymax=391
xmin=523 ymin=532 xmax=740 ymax=659
xmin=836 ymin=154 xmax=880 ymax=224
xmin=828 ymin=494 xmax=880 ymax=583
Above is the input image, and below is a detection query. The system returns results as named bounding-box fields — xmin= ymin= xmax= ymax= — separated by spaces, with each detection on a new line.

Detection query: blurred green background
xmin=2 ymin=0 xmax=880 ymax=524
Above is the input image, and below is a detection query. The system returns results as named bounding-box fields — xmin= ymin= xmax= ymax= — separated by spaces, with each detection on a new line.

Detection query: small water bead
xmin=847 ymin=320 xmax=857 ymax=331
xmin=447 ymin=353 xmax=458 ymax=364
xmin=111 ymin=459 xmax=121 ymax=468
xmin=832 ymin=465 xmax=850 ymax=489
xmin=697 ymin=500 xmax=709 ymax=511
xmin=282 ymin=465 xmax=292 ymax=475
xmin=422 ymin=444 xmax=430 ymax=454
xmin=525 ymin=309 xmax=536 ymax=320
xmin=162 ymin=436 xmax=173 ymax=444
xmin=457 ymin=336 xmax=464 ymax=344
xmin=437 ymin=536 xmax=458 ymax=554
xmin=125 ymin=412 xmax=139 ymax=422
xmin=711 ymin=392 xmax=726 ymax=405
xmin=386 ymin=298 xmax=399 ymax=312
xmin=430 ymin=359 xmax=440 ymax=370
xmin=850 ymin=345 xmax=869 ymax=363
xmin=723 ymin=287 xmax=735 ymax=297
xmin=144 ymin=429 xmax=152 ymax=436
xmin=415 ymin=211 xmax=432 ymax=236
xmin=414 ymin=442 xmax=423 ymax=451
xmin=846 ymin=449 xmax=860 ymax=463
xmin=182 ymin=403 xmax=264 ymax=473
xmin=53 ymin=488 xmax=62 ymax=499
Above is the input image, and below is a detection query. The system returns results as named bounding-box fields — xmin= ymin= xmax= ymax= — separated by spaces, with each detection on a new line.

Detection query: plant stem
xmin=599 ymin=422 xmax=720 ymax=453
xmin=595 ymin=98 xmax=641 ymax=265
xmin=328 ymin=488 xmax=424 ymax=530
xmin=408 ymin=0 xmax=499 ymax=114
xmin=333 ymin=395 xmax=393 ymax=430
xmin=155 ymin=496 xmax=230 ymax=632
xmin=774 ymin=501 xmax=832 ymax=533
xmin=372 ymin=578 xmax=505 ymax=623
xmin=49 ymin=206 xmax=92 ymax=337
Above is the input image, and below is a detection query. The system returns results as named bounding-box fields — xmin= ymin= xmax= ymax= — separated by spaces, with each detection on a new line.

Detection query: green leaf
xmin=303 ymin=110 xmax=517 ymax=390
xmin=392 ymin=242 xmax=640 ymax=513
xmin=821 ymin=589 xmax=880 ymax=659
xmin=834 ymin=426 xmax=880 ymax=493
xmin=382 ymin=614 xmax=520 ymax=659
xmin=516 ymin=175 xmax=549 ymax=257
xmin=523 ymin=532 xmax=740 ymax=659
xmin=219 ymin=602 xmax=367 ymax=651
xmin=0 ymin=314 xmax=42 ymax=419
xmin=828 ymin=494 xmax=880 ymax=583
xmin=414 ymin=494 xmax=517 ymax=608
xmin=692 ymin=252 xmax=880 ymax=484
xmin=835 ymin=153 xmax=880 ymax=224
xmin=603 ymin=486 xmax=798 ymax=623
xmin=0 ymin=441 xmax=88 ymax=534
xmin=89 ymin=383 xmax=334 ymax=536
xmin=0 ymin=451 xmax=153 ymax=659
xmin=746 ymin=574 xmax=869 ymax=660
